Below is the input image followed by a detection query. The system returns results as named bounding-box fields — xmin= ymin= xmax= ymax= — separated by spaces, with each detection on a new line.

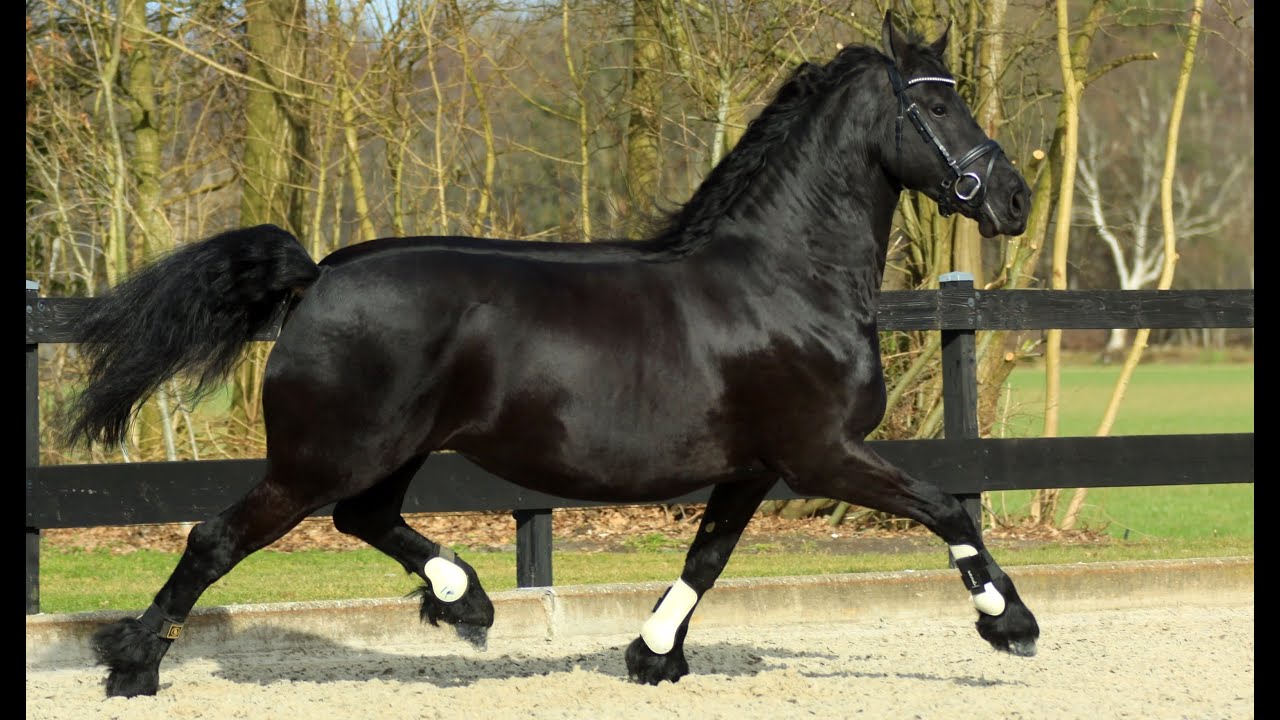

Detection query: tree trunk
xmin=451 ymin=0 xmax=497 ymax=235
xmin=123 ymin=0 xmax=168 ymax=260
xmin=624 ymin=0 xmax=663 ymax=238
xmin=235 ymin=0 xmax=308 ymax=424
xmin=1101 ymin=328 xmax=1127 ymax=364
xmin=1062 ymin=0 xmax=1204 ymax=530
xmin=952 ymin=0 xmax=1008 ymax=281
xmin=124 ymin=0 xmax=182 ymax=457
xmin=240 ymin=0 xmax=308 ymax=234
xmin=563 ymin=0 xmax=591 ymax=241
xmin=1034 ymin=0 xmax=1086 ymax=526
xmin=1025 ymin=0 xmax=1109 ymax=525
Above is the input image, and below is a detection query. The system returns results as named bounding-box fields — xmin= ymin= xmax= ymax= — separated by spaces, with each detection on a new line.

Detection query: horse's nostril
xmin=1010 ymin=185 xmax=1027 ymax=215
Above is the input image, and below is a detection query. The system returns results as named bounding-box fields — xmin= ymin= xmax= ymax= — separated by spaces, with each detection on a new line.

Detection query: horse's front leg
xmin=787 ymin=440 xmax=1039 ymax=657
xmin=626 ymin=477 xmax=775 ymax=685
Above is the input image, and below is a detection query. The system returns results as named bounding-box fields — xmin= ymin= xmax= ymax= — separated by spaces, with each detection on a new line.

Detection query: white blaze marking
xmin=949 ymin=544 xmax=1006 ymax=616
xmin=641 ymin=579 xmax=699 ymax=654
xmin=424 ymin=557 xmax=468 ymax=602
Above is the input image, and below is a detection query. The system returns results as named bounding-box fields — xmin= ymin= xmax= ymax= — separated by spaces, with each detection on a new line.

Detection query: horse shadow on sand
xmin=31 ymin=610 xmax=1026 ymax=691
xmin=193 ymin=627 xmax=825 ymax=688
xmin=161 ymin=626 xmax=1026 ymax=690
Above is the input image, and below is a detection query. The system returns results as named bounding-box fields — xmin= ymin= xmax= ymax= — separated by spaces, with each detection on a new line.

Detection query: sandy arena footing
xmin=26 ymin=557 xmax=1253 ymax=719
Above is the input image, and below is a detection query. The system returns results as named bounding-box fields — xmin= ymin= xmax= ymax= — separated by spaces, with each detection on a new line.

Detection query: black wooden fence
xmin=25 ymin=276 xmax=1255 ymax=614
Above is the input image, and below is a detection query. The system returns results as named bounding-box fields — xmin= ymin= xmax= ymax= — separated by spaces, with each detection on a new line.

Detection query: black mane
xmin=639 ymin=42 xmax=932 ymax=261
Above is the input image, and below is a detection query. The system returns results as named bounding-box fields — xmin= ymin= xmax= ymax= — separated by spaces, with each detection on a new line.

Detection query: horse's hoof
xmin=454 ymin=622 xmax=489 ymax=651
xmin=999 ymin=638 xmax=1037 ymax=657
xmin=625 ymin=636 xmax=689 ymax=685
xmin=974 ymin=576 xmax=1039 ymax=658
xmin=979 ymin=622 xmax=1039 ymax=657
xmin=91 ymin=618 xmax=171 ymax=698
xmin=104 ymin=668 xmax=160 ymax=698
xmin=410 ymin=579 xmax=495 ymax=652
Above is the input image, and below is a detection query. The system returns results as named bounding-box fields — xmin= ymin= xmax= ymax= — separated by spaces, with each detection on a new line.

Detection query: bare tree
xmin=1076 ymin=89 xmax=1249 ymax=362
xmin=26 ymin=0 xmax=1251 ymax=490
xmin=1062 ymin=0 xmax=1207 ymax=530
xmin=232 ymin=0 xmax=310 ymax=426
xmin=623 ymin=0 xmax=665 ymax=237
xmin=239 ymin=0 xmax=309 ymax=234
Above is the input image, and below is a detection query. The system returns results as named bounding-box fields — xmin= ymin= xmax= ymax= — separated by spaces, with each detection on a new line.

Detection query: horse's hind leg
xmin=625 ymin=477 xmax=775 ymax=685
xmin=788 ymin=441 xmax=1039 ymax=656
xmin=91 ymin=468 xmax=326 ymax=697
xmin=331 ymin=455 xmax=494 ymax=648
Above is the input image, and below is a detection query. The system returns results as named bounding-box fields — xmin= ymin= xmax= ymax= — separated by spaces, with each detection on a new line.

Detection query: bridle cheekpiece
xmin=884 ymin=59 xmax=1003 ymax=218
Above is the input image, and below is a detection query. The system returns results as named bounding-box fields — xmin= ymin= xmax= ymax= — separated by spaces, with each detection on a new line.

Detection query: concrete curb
xmin=26 ymin=556 xmax=1252 ymax=670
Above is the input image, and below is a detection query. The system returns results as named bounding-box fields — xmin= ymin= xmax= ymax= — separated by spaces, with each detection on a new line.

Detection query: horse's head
xmin=875 ymin=12 xmax=1030 ymax=238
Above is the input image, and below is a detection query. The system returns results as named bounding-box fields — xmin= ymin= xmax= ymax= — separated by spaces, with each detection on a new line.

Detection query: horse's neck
xmin=721 ymin=137 xmax=897 ymax=269
xmin=799 ymin=225 xmax=892 ymax=326
xmin=699 ymin=195 xmax=895 ymax=328
xmin=725 ymin=175 xmax=896 ymax=283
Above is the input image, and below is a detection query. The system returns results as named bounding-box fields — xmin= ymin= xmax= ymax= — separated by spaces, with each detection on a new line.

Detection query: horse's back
xmin=304 ymin=234 xmax=698 ymax=350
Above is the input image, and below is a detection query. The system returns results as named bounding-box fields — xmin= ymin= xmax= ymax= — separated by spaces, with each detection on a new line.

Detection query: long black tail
xmin=65 ymin=224 xmax=321 ymax=448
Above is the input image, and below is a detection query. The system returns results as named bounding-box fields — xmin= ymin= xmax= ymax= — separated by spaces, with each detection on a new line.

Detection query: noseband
xmin=885 ymin=60 xmax=1002 ymax=218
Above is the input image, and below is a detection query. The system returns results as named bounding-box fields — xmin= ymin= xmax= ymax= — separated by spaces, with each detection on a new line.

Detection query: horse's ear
xmin=928 ymin=21 xmax=951 ymax=57
xmin=882 ymin=10 xmax=907 ymax=63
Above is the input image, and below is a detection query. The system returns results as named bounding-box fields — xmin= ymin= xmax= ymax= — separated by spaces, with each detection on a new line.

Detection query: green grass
xmin=37 ymin=360 xmax=1254 ymax=615
xmin=621 ymin=532 xmax=688 ymax=552
xmin=986 ymin=484 xmax=1254 ymax=540
xmin=994 ymin=362 xmax=1254 ymax=438
xmin=38 ymin=535 xmax=1253 ymax=615
xmin=985 ymin=362 xmax=1254 ymax=539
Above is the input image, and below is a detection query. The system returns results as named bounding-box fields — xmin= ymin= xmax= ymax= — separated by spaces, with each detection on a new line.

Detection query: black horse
xmin=65 ymin=13 xmax=1038 ymax=698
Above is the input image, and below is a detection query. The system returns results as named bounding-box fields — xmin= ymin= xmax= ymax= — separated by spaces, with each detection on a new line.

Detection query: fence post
xmin=939 ymin=272 xmax=982 ymax=562
xmin=512 ymin=509 xmax=553 ymax=587
xmin=26 ymin=280 xmax=41 ymax=614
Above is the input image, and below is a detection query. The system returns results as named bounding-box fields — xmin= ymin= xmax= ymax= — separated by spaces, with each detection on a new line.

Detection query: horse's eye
xmin=930 ymin=104 xmax=947 ymax=118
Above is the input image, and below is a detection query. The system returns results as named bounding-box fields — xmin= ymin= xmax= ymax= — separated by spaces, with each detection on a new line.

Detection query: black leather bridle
xmin=885 ymin=59 xmax=1003 ymax=219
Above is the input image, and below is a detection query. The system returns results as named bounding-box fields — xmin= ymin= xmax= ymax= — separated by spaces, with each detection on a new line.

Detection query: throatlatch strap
xmin=953 ymin=554 xmax=994 ymax=594
xmin=138 ymin=604 xmax=185 ymax=641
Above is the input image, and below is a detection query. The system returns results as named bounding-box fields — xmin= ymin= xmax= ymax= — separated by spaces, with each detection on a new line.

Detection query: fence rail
xmin=25 ymin=279 xmax=1255 ymax=614
xmin=26 ymin=288 xmax=1255 ymax=343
